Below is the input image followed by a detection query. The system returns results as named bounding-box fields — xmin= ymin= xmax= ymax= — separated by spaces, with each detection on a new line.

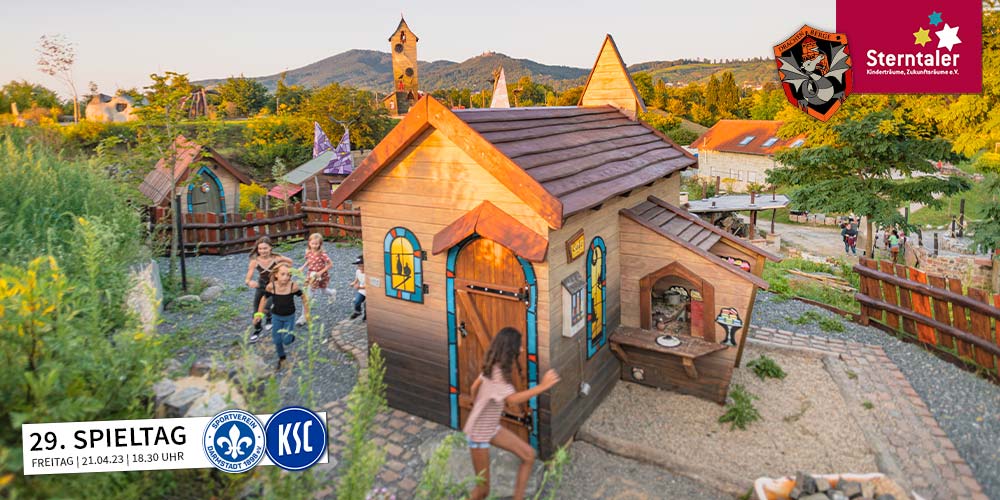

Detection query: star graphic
xmin=936 ymin=23 xmax=962 ymax=51
xmin=928 ymin=11 xmax=943 ymax=26
xmin=913 ymin=27 xmax=932 ymax=47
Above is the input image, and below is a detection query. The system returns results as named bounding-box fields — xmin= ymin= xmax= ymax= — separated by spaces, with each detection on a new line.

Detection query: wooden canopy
xmin=329 ymin=96 xmax=695 ymax=227
xmin=432 ymin=201 xmax=548 ymax=262
xmin=621 ymin=196 xmax=780 ymax=289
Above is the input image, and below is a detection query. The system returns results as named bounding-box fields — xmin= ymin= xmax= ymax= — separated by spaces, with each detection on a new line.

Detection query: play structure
xmin=139 ymin=135 xmax=251 ymax=218
xmin=329 ymin=34 xmax=775 ymax=457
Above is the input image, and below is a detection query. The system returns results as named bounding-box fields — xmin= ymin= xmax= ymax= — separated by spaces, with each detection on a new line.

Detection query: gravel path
xmin=751 ymin=291 xmax=1000 ymax=499
xmin=158 ymin=240 xmax=363 ymax=407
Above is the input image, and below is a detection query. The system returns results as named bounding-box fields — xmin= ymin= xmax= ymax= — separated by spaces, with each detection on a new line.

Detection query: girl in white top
xmin=349 ymin=255 xmax=366 ymax=320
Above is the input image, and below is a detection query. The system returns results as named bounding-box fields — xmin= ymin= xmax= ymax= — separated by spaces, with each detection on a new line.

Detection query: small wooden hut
xmin=330 ymin=34 xmax=776 ymax=457
xmin=139 ymin=135 xmax=251 ymax=218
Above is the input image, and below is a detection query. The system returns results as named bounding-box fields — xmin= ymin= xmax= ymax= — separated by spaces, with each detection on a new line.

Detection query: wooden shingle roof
xmin=138 ymin=135 xmax=252 ymax=205
xmin=454 ymin=106 xmax=693 ymax=216
xmin=621 ymin=195 xmax=780 ymax=289
xmin=329 ymin=96 xmax=696 ymax=228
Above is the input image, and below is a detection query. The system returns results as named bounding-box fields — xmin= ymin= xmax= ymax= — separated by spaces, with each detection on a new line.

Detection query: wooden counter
xmin=610 ymin=326 xmax=734 ymax=404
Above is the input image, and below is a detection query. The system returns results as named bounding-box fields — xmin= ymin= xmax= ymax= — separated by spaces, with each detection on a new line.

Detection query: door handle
xmin=459 ymin=321 xmax=468 ymax=338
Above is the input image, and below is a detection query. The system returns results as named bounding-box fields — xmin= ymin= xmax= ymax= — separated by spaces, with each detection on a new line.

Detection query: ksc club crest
xmin=204 ymin=410 xmax=266 ymax=473
xmin=774 ymin=25 xmax=853 ymax=121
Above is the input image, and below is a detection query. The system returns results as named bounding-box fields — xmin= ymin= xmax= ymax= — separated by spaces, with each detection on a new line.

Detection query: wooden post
xmin=934 ymin=233 xmax=939 ymax=256
xmin=770 ymin=208 xmax=776 ymax=234
xmin=749 ymin=211 xmax=757 ymax=240
xmin=958 ymin=199 xmax=966 ymax=237
xmin=904 ymin=206 xmax=909 ymax=224
xmin=174 ymin=195 xmax=187 ymax=291
xmin=951 ymin=216 xmax=956 ymax=238
xmin=714 ymin=176 xmax=721 ymax=196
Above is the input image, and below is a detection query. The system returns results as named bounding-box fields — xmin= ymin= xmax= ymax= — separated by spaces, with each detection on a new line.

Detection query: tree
xmin=746 ymin=88 xmax=789 ymax=120
xmin=769 ymin=110 xmax=970 ymax=256
xmin=137 ymin=72 xmax=195 ymax=120
xmin=298 ymin=83 xmax=393 ymax=150
xmin=36 ymin=35 xmax=80 ymax=122
xmin=0 ymin=80 xmax=63 ymax=113
xmin=216 ymin=75 xmax=270 ymax=118
xmin=274 ymin=72 xmax=311 ymax=114
xmin=556 ymin=86 xmax=584 ymax=106
xmin=633 ymin=72 xmax=655 ymax=105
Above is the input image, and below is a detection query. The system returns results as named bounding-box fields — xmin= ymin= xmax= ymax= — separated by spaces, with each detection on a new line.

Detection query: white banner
xmin=22 ymin=411 xmax=328 ymax=475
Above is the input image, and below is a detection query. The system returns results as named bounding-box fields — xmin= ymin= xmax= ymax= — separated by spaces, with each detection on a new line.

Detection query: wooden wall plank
xmin=908 ymin=268 xmax=935 ymax=344
xmin=927 ymin=274 xmax=956 ymax=349
xmin=948 ymin=278 xmax=973 ymax=359
xmin=967 ymin=288 xmax=997 ymax=371
xmin=878 ymin=260 xmax=901 ymax=330
xmin=894 ymin=264 xmax=918 ymax=337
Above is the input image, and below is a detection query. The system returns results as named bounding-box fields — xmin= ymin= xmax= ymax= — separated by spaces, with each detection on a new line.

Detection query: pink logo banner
xmin=837 ymin=0 xmax=982 ymax=93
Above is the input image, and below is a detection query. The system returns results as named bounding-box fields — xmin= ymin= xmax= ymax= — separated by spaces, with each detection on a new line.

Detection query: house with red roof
xmin=690 ymin=120 xmax=805 ymax=191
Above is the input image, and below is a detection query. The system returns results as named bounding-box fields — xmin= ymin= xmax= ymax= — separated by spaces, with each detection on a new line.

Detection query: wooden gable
xmin=578 ymin=34 xmax=647 ymax=119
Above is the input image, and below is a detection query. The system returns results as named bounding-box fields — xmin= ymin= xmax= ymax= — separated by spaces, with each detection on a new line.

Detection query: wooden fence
xmin=149 ymin=200 xmax=361 ymax=255
xmin=854 ymin=257 xmax=1000 ymax=377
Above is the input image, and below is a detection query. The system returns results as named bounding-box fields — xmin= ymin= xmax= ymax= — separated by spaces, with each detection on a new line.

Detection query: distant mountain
xmin=628 ymin=59 xmax=778 ymax=87
xmin=194 ymin=50 xmax=775 ymax=92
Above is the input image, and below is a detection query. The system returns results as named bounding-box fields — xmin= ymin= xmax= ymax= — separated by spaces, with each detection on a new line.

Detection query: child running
xmin=253 ymin=263 xmax=308 ymax=371
xmin=349 ymin=255 xmax=366 ymax=321
xmin=300 ymin=233 xmax=335 ymax=296
xmin=464 ymin=327 xmax=560 ymax=500
xmin=244 ymin=237 xmax=294 ymax=343
xmin=299 ymin=233 xmax=335 ymax=324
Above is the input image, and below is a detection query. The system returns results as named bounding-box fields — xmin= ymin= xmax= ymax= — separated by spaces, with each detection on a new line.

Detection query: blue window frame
xmin=383 ymin=227 xmax=424 ymax=303
xmin=586 ymin=237 xmax=607 ymax=359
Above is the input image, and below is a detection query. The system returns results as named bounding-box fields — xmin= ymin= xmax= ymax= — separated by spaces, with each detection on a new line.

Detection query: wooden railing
xmin=854 ymin=257 xmax=1000 ymax=377
xmin=149 ymin=200 xmax=361 ymax=255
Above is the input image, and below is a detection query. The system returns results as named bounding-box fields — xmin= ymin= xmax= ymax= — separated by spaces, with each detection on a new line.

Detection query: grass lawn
xmin=909 ymin=180 xmax=992 ymax=227
xmin=763 ymin=257 xmax=860 ymax=313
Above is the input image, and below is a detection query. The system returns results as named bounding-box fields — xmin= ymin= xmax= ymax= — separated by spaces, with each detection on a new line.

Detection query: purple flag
xmin=322 ymin=130 xmax=354 ymax=175
xmin=313 ymin=122 xmax=333 ymax=158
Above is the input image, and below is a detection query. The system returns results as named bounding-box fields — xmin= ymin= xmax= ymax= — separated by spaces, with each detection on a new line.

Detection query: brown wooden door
xmin=455 ymin=238 xmax=531 ymax=442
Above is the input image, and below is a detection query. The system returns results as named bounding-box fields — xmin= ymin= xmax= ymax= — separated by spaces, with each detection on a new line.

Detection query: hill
xmin=628 ymin=59 xmax=778 ymax=87
xmin=194 ymin=50 xmax=774 ymax=92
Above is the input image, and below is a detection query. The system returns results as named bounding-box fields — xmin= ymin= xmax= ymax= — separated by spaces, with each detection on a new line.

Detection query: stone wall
xmin=907 ymin=243 xmax=997 ymax=292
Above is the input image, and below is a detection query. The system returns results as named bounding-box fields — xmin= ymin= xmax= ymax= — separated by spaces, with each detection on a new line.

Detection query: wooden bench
xmin=609 ymin=326 xmax=733 ymax=404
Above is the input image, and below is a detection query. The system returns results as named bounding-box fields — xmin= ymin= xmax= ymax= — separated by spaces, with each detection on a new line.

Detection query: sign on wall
xmin=566 ymin=229 xmax=586 ymax=262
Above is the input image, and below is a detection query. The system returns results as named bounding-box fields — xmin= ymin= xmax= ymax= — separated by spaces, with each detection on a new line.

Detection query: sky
xmin=0 ymin=0 xmax=835 ymax=97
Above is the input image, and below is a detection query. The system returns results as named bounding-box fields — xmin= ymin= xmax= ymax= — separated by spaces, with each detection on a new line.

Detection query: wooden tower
xmin=383 ymin=16 xmax=420 ymax=115
xmin=578 ymin=34 xmax=646 ymax=119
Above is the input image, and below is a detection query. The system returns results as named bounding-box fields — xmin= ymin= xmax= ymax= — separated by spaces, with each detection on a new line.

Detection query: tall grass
xmin=0 ymin=135 xmax=170 ymax=497
xmin=763 ymin=257 xmax=860 ymax=313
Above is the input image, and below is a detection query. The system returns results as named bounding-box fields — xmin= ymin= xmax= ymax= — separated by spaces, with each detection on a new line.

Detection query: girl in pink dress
xmin=300 ymin=233 xmax=335 ymax=298
xmin=463 ymin=327 xmax=560 ymax=500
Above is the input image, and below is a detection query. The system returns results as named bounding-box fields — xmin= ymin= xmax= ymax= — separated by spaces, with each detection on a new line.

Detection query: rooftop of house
xmin=330 ymin=98 xmax=697 ymax=228
xmin=691 ymin=120 xmax=805 ymax=156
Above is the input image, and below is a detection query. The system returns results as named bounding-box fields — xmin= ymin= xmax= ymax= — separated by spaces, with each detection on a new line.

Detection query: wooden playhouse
xmin=330 ymin=35 xmax=777 ymax=457
xmin=139 ymin=135 xmax=252 ymax=219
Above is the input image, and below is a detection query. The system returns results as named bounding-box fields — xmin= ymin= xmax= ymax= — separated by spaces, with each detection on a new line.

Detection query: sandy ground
xmin=579 ymin=344 xmax=877 ymax=495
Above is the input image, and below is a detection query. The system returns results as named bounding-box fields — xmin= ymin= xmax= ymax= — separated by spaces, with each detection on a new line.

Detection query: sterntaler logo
xmin=204 ymin=410 xmax=266 ymax=473
xmin=837 ymin=0 xmax=983 ymax=93
xmin=774 ymin=25 xmax=852 ymax=121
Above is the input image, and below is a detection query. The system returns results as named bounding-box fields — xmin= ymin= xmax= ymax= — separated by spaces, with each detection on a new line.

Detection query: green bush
xmin=718 ymin=385 xmax=762 ymax=431
xmin=746 ymin=355 xmax=787 ymax=380
xmin=338 ymin=344 xmax=388 ymax=500
xmin=818 ymin=316 xmax=846 ymax=333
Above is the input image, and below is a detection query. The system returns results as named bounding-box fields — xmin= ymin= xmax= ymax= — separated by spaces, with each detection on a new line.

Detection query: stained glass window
xmin=586 ymin=237 xmax=607 ymax=359
xmin=383 ymin=227 xmax=424 ymax=303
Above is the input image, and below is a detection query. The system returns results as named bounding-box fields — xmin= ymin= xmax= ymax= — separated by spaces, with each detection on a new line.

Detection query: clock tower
xmin=383 ymin=16 xmax=419 ymax=115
